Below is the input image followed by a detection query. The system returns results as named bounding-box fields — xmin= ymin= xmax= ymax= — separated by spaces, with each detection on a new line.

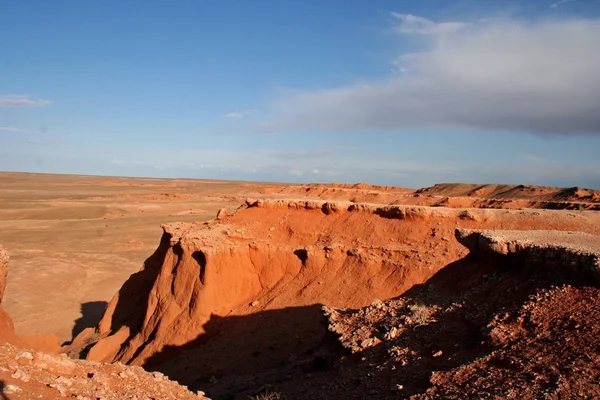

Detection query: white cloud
xmin=550 ymin=0 xmax=577 ymax=8
xmin=224 ymin=109 xmax=257 ymax=119
xmin=261 ymin=17 xmax=600 ymax=135
xmin=225 ymin=111 xmax=244 ymax=119
xmin=391 ymin=13 xmax=467 ymax=35
xmin=0 ymin=95 xmax=52 ymax=108
xmin=0 ymin=126 xmax=41 ymax=134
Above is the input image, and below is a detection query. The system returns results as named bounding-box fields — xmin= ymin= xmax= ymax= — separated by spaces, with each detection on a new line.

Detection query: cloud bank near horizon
xmin=259 ymin=16 xmax=600 ymax=135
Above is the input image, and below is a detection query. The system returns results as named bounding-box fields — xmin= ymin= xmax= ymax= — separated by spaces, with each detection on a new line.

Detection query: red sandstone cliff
xmin=76 ymin=199 xmax=600 ymax=398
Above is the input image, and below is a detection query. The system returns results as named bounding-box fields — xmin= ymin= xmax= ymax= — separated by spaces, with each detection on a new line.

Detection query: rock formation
xmin=75 ymin=199 xmax=600 ymax=398
xmin=262 ymin=183 xmax=600 ymax=210
xmin=0 ymin=244 xmax=208 ymax=399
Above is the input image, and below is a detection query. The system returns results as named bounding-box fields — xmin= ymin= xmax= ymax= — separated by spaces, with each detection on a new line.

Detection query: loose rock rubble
xmin=0 ymin=342 xmax=209 ymax=399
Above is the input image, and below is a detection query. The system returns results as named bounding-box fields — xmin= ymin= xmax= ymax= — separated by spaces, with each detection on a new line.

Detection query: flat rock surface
xmin=457 ymin=228 xmax=600 ymax=255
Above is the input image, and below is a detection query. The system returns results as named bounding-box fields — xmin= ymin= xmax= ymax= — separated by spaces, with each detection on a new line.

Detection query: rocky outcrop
xmin=456 ymin=229 xmax=600 ymax=278
xmin=0 ymin=243 xmax=208 ymax=399
xmin=305 ymin=229 xmax=600 ymax=399
xmin=73 ymin=199 xmax=600 ymax=398
xmin=262 ymin=183 xmax=600 ymax=211
xmin=0 ymin=343 xmax=208 ymax=399
xmin=83 ymin=200 xmax=472 ymax=367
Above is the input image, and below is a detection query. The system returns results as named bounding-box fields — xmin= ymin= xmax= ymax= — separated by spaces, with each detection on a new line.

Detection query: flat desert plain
xmin=0 ymin=172 xmax=276 ymax=344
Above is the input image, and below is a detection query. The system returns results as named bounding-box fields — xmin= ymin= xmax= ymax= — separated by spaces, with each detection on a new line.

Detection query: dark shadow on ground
xmin=70 ymin=301 xmax=108 ymax=340
xmin=0 ymin=381 xmax=8 ymax=400
xmin=96 ymin=231 xmax=172 ymax=346
xmin=143 ymin=304 xmax=336 ymax=400
xmin=67 ymin=231 xmax=174 ymax=354
xmin=141 ymin=251 xmax=600 ymax=400
xmin=270 ymin=252 xmax=600 ymax=399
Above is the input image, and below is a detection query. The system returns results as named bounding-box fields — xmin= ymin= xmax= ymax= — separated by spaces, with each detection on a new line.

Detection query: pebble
xmin=56 ymin=376 xmax=74 ymax=386
xmin=152 ymin=371 xmax=166 ymax=380
xmin=4 ymin=384 xmax=22 ymax=394
xmin=15 ymin=351 xmax=33 ymax=360
xmin=49 ymin=383 xmax=68 ymax=397
xmin=11 ymin=368 xmax=30 ymax=382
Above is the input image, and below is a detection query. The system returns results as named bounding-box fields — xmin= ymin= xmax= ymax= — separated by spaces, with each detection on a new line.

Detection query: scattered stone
xmin=34 ymin=351 xmax=76 ymax=375
xmin=250 ymin=300 xmax=260 ymax=307
xmin=4 ymin=384 xmax=21 ymax=394
xmin=152 ymin=371 xmax=166 ymax=380
xmin=370 ymin=299 xmax=385 ymax=309
xmin=385 ymin=327 xmax=400 ymax=340
xmin=360 ymin=337 xmax=382 ymax=349
xmin=15 ymin=351 xmax=33 ymax=360
xmin=458 ymin=210 xmax=478 ymax=221
xmin=56 ymin=376 xmax=73 ymax=386
xmin=49 ymin=383 xmax=68 ymax=397
xmin=11 ymin=368 xmax=30 ymax=382
xmin=216 ymin=208 xmax=228 ymax=220
xmin=433 ymin=350 xmax=443 ymax=358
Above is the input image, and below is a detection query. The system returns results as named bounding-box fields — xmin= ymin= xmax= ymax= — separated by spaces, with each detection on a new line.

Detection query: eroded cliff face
xmin=0 ymin=244 xmax=208 ymax=400
xmin=75 ymin=199 xmax=600 ymax=398
xmin=85 ymin=200 xmax=476 ymax=365
xmin=312 ymin=228 xmax=600 ymax=400
xmin=455 ymin=228 xmax=600 ymax=277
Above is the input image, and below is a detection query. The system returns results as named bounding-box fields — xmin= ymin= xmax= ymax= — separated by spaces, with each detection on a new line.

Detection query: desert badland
xmin=0 ymin=171 xmax=599 ymax=399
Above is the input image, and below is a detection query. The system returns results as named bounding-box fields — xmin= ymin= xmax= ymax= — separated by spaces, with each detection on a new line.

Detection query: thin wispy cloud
xmin=26 ymin=140 xmax=59 ymax=147
xmin=550 ymin=0 xmax=577 ymax=8
xmin=0 ymin=126 xmax=41 ymax=134
xmin=224 ymin=109 xmax=257 ymax=119
xmin=0 ymin=95 xmax=52 ymax=108
xmin=260 ymin=17 xmax=600 ymax=135
xmin=391 ymin=13 xmax=467 ymax=35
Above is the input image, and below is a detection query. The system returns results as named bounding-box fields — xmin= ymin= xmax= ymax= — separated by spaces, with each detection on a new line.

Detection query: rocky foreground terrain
xmin=1 ymin=173 xmax=599 ymax=399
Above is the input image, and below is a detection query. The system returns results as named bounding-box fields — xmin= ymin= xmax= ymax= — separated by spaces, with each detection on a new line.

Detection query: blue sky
xmin=1 ymin=0 xmax=600 ymax=188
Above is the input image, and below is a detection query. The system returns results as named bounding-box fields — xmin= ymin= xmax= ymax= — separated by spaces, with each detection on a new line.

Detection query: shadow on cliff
xmin=70 ymin=301 xmax=109 ymax=341
xmin=105 ymin=232 xmax=172 ymax=340
xmin=141 ymin=251 xmax=600 ymax=399
xmin=143 ymin=303 xmax=336 ymax=399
